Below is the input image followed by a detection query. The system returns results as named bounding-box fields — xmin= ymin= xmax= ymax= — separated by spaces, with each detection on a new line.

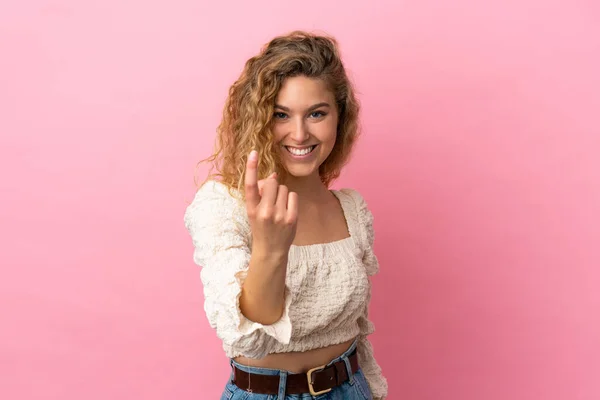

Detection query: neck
xmin=283 ymin=172 xmax=330 ymax=202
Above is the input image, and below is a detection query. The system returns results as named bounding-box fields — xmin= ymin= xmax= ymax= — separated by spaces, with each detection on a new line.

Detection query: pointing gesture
xmin=244 ymin=150 xmax=298 ymax=258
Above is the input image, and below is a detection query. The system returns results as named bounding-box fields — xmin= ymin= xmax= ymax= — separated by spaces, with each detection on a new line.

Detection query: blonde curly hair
xmin=197 ymin=30 xmax=360 ymax=194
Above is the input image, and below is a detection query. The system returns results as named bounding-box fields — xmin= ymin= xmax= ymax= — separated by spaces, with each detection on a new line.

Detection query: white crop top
xmin=183 ymin=180 xmax=388 ymax=399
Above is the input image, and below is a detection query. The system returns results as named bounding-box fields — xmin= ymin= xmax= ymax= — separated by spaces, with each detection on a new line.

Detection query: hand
xmin=245 ymin=150 xmax=298 ymax=259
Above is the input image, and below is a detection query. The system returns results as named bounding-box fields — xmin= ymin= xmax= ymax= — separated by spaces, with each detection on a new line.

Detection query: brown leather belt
xmin=231 ymin=349 xmax=359 ymax=396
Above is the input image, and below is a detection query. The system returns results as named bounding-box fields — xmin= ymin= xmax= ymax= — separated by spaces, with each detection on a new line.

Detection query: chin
xmin=282 ymin=164 xmax=319 ymax=179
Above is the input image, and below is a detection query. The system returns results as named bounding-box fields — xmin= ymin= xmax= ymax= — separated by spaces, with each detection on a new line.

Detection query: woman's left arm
xmin=350 ymin=188 xmax=389 ymax=399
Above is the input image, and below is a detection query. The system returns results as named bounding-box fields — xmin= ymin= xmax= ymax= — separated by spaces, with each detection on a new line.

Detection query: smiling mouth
xmin=284 ymin=145 xmax=317 ymax=156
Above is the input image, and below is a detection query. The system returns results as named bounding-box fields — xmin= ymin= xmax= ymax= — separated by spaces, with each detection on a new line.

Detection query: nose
xmin=289 ymin=117 xmax=310 ymax=143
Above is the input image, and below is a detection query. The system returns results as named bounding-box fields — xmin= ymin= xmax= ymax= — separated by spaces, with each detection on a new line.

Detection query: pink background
xmin=1 ymin=1 xmax=599 ymax=399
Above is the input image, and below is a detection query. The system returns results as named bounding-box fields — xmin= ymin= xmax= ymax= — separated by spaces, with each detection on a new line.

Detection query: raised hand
xmin=245 ymin=150 xmax=298 ymax=259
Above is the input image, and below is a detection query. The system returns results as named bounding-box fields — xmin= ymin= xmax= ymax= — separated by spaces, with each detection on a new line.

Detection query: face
xmin=272 ymin=76 xmax=339 ymax=180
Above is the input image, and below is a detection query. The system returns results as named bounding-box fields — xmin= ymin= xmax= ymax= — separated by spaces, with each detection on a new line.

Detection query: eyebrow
xmin=274 ymin=102 xmax=331 ymax=112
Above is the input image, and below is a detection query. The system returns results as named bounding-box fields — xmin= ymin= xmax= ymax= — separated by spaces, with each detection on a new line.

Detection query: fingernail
xmin=249 ymin=150 xmax=257 ymax=160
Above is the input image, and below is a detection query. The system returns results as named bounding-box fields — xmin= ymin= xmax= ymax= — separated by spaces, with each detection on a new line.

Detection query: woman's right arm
xmin=183 ymin=152 xmax=297 ymax=359
xmin=240 ymin=150 xmax=298 ymax=326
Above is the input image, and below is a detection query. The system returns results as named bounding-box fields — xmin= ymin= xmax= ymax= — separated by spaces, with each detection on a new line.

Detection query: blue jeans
xmin=220 ymin=340 xmax=373 ymax=400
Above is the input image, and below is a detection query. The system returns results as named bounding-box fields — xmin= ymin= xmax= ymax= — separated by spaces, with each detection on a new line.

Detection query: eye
xmin=309 ymin=111 xmax=327 ymax=118
xmin=273 ymin=112 xmax=288 ymax=119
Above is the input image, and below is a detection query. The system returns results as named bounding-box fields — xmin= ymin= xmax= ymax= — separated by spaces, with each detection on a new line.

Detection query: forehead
xmin=275 ymin=76 xmax=335 ymax=107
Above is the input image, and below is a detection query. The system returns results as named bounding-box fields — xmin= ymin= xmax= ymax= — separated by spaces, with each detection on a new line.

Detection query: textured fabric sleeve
xmin=183 ymin=181 xmax=293 ymax=359
xmin=347 ymin=189 xmax=379 ymax=276
xmin=357 ymin=285 xmax=388 ymax=399
xmin=357 ymin=335 xmax=388 ymax=399
xmin=346 ymin=188 xmax=388 ymax=398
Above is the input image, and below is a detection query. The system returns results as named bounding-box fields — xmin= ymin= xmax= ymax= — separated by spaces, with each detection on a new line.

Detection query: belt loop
xmin=343 ymin=356 xmax=354 ymax=384
xmin=277 ymin=370 xmax=287 ymax=400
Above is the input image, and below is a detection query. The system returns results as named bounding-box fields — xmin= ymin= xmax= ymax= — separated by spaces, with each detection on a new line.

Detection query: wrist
xmin=251 ymin=247 xmax=289 ymax=267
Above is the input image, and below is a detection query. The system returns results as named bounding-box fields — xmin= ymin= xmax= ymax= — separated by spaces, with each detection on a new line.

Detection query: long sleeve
xmin=357 ymin=280 xmax=388 ymax=400
xmin=183 ymin=181 xmax=293 ymax=359
xmin=346 ymin=188 xmax=389 ymax=399
xmin=357 ymin=278 xmax=388 ymax=399
xmin=357 ymin=335 xmax=388 ymax=399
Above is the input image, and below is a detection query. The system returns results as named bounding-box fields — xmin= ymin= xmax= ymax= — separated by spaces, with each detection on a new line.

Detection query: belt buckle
xmin=306 ymin=364 xmax=332 ymax=396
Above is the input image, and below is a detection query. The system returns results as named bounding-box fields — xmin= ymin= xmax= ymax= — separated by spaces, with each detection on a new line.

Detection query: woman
xmin=184 ymin=31 xmax=388 ymax=399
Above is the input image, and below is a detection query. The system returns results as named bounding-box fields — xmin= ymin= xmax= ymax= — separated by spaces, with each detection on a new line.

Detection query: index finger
xmin=244 ymin=150 xmax=260 ymax=209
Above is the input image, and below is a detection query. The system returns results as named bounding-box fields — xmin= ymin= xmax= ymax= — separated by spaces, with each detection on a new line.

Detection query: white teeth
xmin=286 ymin=146 xmax=315 ymax=156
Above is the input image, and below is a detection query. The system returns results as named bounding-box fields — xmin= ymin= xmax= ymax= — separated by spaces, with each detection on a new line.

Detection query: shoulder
xmin=334 ymin=187 xmax=376 ymax=245
xmin=336 ymin=187 xmax=365 ymax=202
xmin=194 ymin=180 xmax=243 ymax=201
xmin=334 ymin=186 xmax=374 ymax=228
xmin=188 ymin=180 xmax=244 ymax=208
xmin=184 ymin=180 xmax=248 ymax=232
xmin=335 ymin=188 xmax=371 ymax=218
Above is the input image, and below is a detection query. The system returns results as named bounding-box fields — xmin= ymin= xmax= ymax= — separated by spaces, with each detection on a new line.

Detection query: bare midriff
xmin=233 ymin=338 xmax=355 ymax=374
